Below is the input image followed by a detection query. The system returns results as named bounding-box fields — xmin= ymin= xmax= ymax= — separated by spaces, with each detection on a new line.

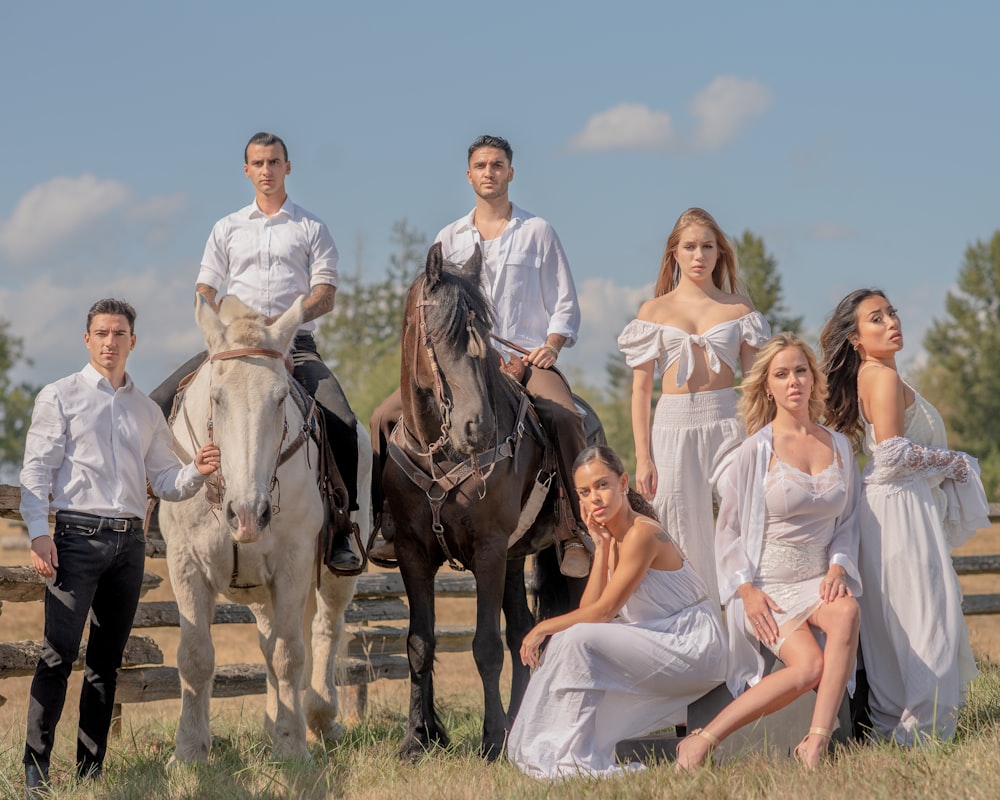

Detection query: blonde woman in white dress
xmin=820 ymin=289 xmax=988 ymax=744
xmin=507 ymin=445 xmax=727 ymax=780
xmin=617 ymin=208 xmax=769 ymax=608
xmin=675 ymin=334 xmax=862 ymax=771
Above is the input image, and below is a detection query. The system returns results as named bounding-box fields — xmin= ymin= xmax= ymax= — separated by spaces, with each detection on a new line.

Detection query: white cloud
xmin=0 ymin=176 xmax=189 ymax=267
xmin=690 ymin=75 xmax=773 ymax=151
xmin=0 ymin=267 xmax=202 ymax=394
xmin=567 ymin=103 xmax=678 ymax=153
xmin=560 ymin=277 xmax=653 ymax=380
xmin=0 ymin=175 xmax=131 ymax=262
xmin=566 ymin=76 xmax=772 ymax=155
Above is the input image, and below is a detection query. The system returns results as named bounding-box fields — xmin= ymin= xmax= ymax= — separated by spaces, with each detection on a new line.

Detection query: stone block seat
xmin=615 ymin=643 xmax=852 ymax=765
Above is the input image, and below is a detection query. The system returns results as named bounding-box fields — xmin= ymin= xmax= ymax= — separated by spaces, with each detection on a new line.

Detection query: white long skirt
xmin=858 ymin=479 xmax=978 ymax=744
xmin=651 ymin=388 xmax=742 ymax=610
xmin=507 ymin=600 xmax=727 ymax=780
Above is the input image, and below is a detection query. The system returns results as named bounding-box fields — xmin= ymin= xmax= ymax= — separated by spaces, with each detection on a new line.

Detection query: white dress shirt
xmin=196 ymin=197 xmax=339 ymax=333
xmin=19 ymin=363 xmax=206 ymax=540
xmin=435 ymin=204 xmax=580 ymax=351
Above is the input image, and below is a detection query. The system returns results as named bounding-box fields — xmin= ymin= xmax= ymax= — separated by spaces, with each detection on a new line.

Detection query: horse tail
xmin=529 ymin=545 xmax=586 ymax=621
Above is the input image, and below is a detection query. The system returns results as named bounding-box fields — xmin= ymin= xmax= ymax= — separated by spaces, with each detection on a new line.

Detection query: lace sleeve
xmin=868 ymin=436 xmax=971 ymax=484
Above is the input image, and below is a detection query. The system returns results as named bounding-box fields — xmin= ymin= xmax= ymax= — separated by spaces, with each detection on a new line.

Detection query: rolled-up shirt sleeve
xmin=307 ymin=219 xmax=339 ymax=289
xmin=196 ymin=218 xmax=231 ymax=291
xmin=539 ymin=231 xmax=580 ymax=346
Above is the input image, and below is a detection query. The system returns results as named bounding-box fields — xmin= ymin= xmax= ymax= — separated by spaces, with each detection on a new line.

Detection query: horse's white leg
xmin=305 ymin=570 xmax=358 ymax=740
xmin=254 ymin=575 xmax=312 ymax=759
xmin=305 ymin=424 xmax=368 ymax=739
xmin=168 ymin=547 xmax=218 ymax=763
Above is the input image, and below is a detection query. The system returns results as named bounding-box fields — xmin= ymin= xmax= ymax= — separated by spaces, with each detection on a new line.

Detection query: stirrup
xmin=557 ymin=540 xmax=591 ymax=578
xmin=368 ymin=538 xmax=398 ymax=568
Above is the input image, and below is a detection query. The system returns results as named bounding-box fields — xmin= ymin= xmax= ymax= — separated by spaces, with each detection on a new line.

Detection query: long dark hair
xmin=572 ymin=445 xmax=658 ymax=521
xmin=819 ymin=288 xmax=888 ymax=449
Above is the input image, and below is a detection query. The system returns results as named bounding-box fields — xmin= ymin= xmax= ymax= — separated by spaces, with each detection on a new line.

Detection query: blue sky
xmin=1 ymin=0 xmax=997 ymax=393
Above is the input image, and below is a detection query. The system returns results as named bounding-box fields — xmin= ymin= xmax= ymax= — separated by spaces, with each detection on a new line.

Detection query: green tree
xmin=0 ymin=319 xmax=39 ymax=472
xmin=735 ymin=230 xmax=802 ymax=334
xmin=918 ymin=230 xmax=1000 ymax=498
xmin=316 ymin=220 xmax=428 ymax=424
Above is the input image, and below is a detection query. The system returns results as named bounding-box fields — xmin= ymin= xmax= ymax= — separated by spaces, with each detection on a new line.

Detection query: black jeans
xmin=23 ymin=517 xmax=146 ymax=773
xmin=149 ymin=334 xmax=359 ymax=510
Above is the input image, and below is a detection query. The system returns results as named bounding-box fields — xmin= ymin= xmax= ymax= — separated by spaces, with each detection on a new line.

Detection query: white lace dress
xmin=507 ymin=560 xmax=727 ymax=780
xmin=715 ymin=425 xmax=861 ymax=695
xmin=753 ymin=454 xmax=852 ymax=654
xmin=859 ymin=389 xmax=985 ymax=743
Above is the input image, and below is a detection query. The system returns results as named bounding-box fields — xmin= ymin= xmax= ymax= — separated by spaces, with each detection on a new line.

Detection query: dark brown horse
xmin=384 ymin=243 xmax=592 ymax=761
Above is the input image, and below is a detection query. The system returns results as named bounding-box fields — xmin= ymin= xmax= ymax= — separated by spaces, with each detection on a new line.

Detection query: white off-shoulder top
xmin=617 ymin=311 xmax=771 ymax=387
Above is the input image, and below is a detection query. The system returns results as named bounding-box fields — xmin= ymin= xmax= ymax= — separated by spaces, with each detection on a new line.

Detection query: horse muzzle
xmin=225 ymin=497 xmax=272 ymax=543
xmin=452 ymin=414 xmax=496 ymax=455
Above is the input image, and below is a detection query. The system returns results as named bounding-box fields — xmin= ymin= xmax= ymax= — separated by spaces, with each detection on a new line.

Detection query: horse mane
xmin=216 ymin=297 xmax=272 ymax=350
xmin=421 ymin=260 xmax=495 ymax=357
xmin=225 ymin=316 xmax=269 ymax=349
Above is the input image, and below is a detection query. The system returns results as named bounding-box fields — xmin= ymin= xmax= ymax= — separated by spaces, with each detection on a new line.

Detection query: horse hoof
xmin=398 ymin=739 xmax=429 ymax=764
xmin=480 ymin=742 xmax=504 ymax=762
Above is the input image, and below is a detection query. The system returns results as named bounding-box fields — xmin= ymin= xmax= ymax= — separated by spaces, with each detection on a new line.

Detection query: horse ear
xmin=269 ymin=295 xmax=305 ymax=353
xmin=195 ymin=293 xmax=227 ymax=353
xmin=464 ymin=244 xmax=483 ymax=285
xmin=426 ymin=242 xmax=444 ymax=288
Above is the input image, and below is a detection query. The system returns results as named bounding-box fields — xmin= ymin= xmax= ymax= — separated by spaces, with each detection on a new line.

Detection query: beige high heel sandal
xmin=674 ymin=727 xmax=721 ymax=773
xmin=793 ymin=726 xmax=833 ymax=768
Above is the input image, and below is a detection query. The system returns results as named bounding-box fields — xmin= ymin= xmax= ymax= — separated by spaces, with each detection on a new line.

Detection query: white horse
xmin=159 ymin=295 xmax=368 ymax=761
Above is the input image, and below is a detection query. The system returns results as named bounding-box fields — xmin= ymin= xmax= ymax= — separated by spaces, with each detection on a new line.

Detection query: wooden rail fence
xmin=1 ymin=484 xmax=998 ymax=717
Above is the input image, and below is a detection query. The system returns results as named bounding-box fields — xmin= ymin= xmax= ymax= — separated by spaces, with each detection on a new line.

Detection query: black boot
xmin=328 ymin=527 xmax=362 ymax=572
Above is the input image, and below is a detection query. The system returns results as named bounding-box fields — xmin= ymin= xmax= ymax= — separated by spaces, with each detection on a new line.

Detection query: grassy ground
xmin=2 ymin=670 xmax=1000 ymax=800
xmin=3 ymin=522 xmax=1000 ymax=798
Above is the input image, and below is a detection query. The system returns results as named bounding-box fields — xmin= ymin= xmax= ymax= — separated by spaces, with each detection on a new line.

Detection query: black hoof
xmin=25 ymin=763 xmax=50 ymax=798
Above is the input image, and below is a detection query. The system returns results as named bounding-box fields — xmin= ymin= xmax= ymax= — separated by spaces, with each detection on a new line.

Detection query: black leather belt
xmin=55 ymin=510 xmax=143 ymax=533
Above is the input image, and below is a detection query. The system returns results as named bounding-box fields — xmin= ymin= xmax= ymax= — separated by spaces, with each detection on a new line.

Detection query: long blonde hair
xmin=654 ymin=207 xmax=741 ymax=297
xmin=739 ymin=333 xmax=827 ymax=435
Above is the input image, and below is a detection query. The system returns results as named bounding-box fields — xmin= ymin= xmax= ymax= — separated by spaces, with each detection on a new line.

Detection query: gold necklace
xmin=477 ymin=206 xmax=511 ymax=260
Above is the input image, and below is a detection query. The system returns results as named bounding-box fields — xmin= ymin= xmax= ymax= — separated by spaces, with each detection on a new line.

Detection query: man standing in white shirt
xmin=20 ymin=299 xmax=220 ymax=795
xmin=369 ymin=135 xmax=591 ymax=578
xmin=150 ymin=131 xmax=359 ymax=570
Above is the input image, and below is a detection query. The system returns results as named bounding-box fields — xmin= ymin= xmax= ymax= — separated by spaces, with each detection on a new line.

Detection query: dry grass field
xmin=2 ymin=519 xmax=1000 ymax=798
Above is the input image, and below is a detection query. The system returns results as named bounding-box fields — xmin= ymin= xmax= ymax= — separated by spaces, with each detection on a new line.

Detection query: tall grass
xmin=3 ymin=668 xmax=1000 ymax=800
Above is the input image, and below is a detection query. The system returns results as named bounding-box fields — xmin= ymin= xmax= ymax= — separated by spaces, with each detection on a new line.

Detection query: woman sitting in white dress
xmin=676 ymin=333 xmax=862 ymax=771
xmin=820 ymin=289 xmax=988 ymax=744
xmin=507 ymin=445 xmax=728 ymax=780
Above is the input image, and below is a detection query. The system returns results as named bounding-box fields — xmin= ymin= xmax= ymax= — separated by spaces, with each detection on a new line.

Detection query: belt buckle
xmin=109 ymin=518 xmax=130 ymax=533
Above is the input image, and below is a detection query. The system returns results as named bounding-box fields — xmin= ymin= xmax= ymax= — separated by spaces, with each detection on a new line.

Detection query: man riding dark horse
xmin=369 ymin=134 xmax=592 ymax=578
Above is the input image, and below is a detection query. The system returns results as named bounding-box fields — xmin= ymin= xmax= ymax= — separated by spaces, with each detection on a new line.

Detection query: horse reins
xmin=392 ymin=281 xmax=545 ymax=571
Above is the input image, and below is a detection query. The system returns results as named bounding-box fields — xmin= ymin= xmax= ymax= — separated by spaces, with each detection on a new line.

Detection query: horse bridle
xmin=393 ymin=280 xmax=531 ymax=570
xmin=411 ymin=277 xmax=490 ymax=456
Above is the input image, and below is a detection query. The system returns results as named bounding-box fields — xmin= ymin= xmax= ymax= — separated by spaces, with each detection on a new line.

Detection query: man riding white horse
xmin=151 ymin=131 xmax=359 ymax=571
